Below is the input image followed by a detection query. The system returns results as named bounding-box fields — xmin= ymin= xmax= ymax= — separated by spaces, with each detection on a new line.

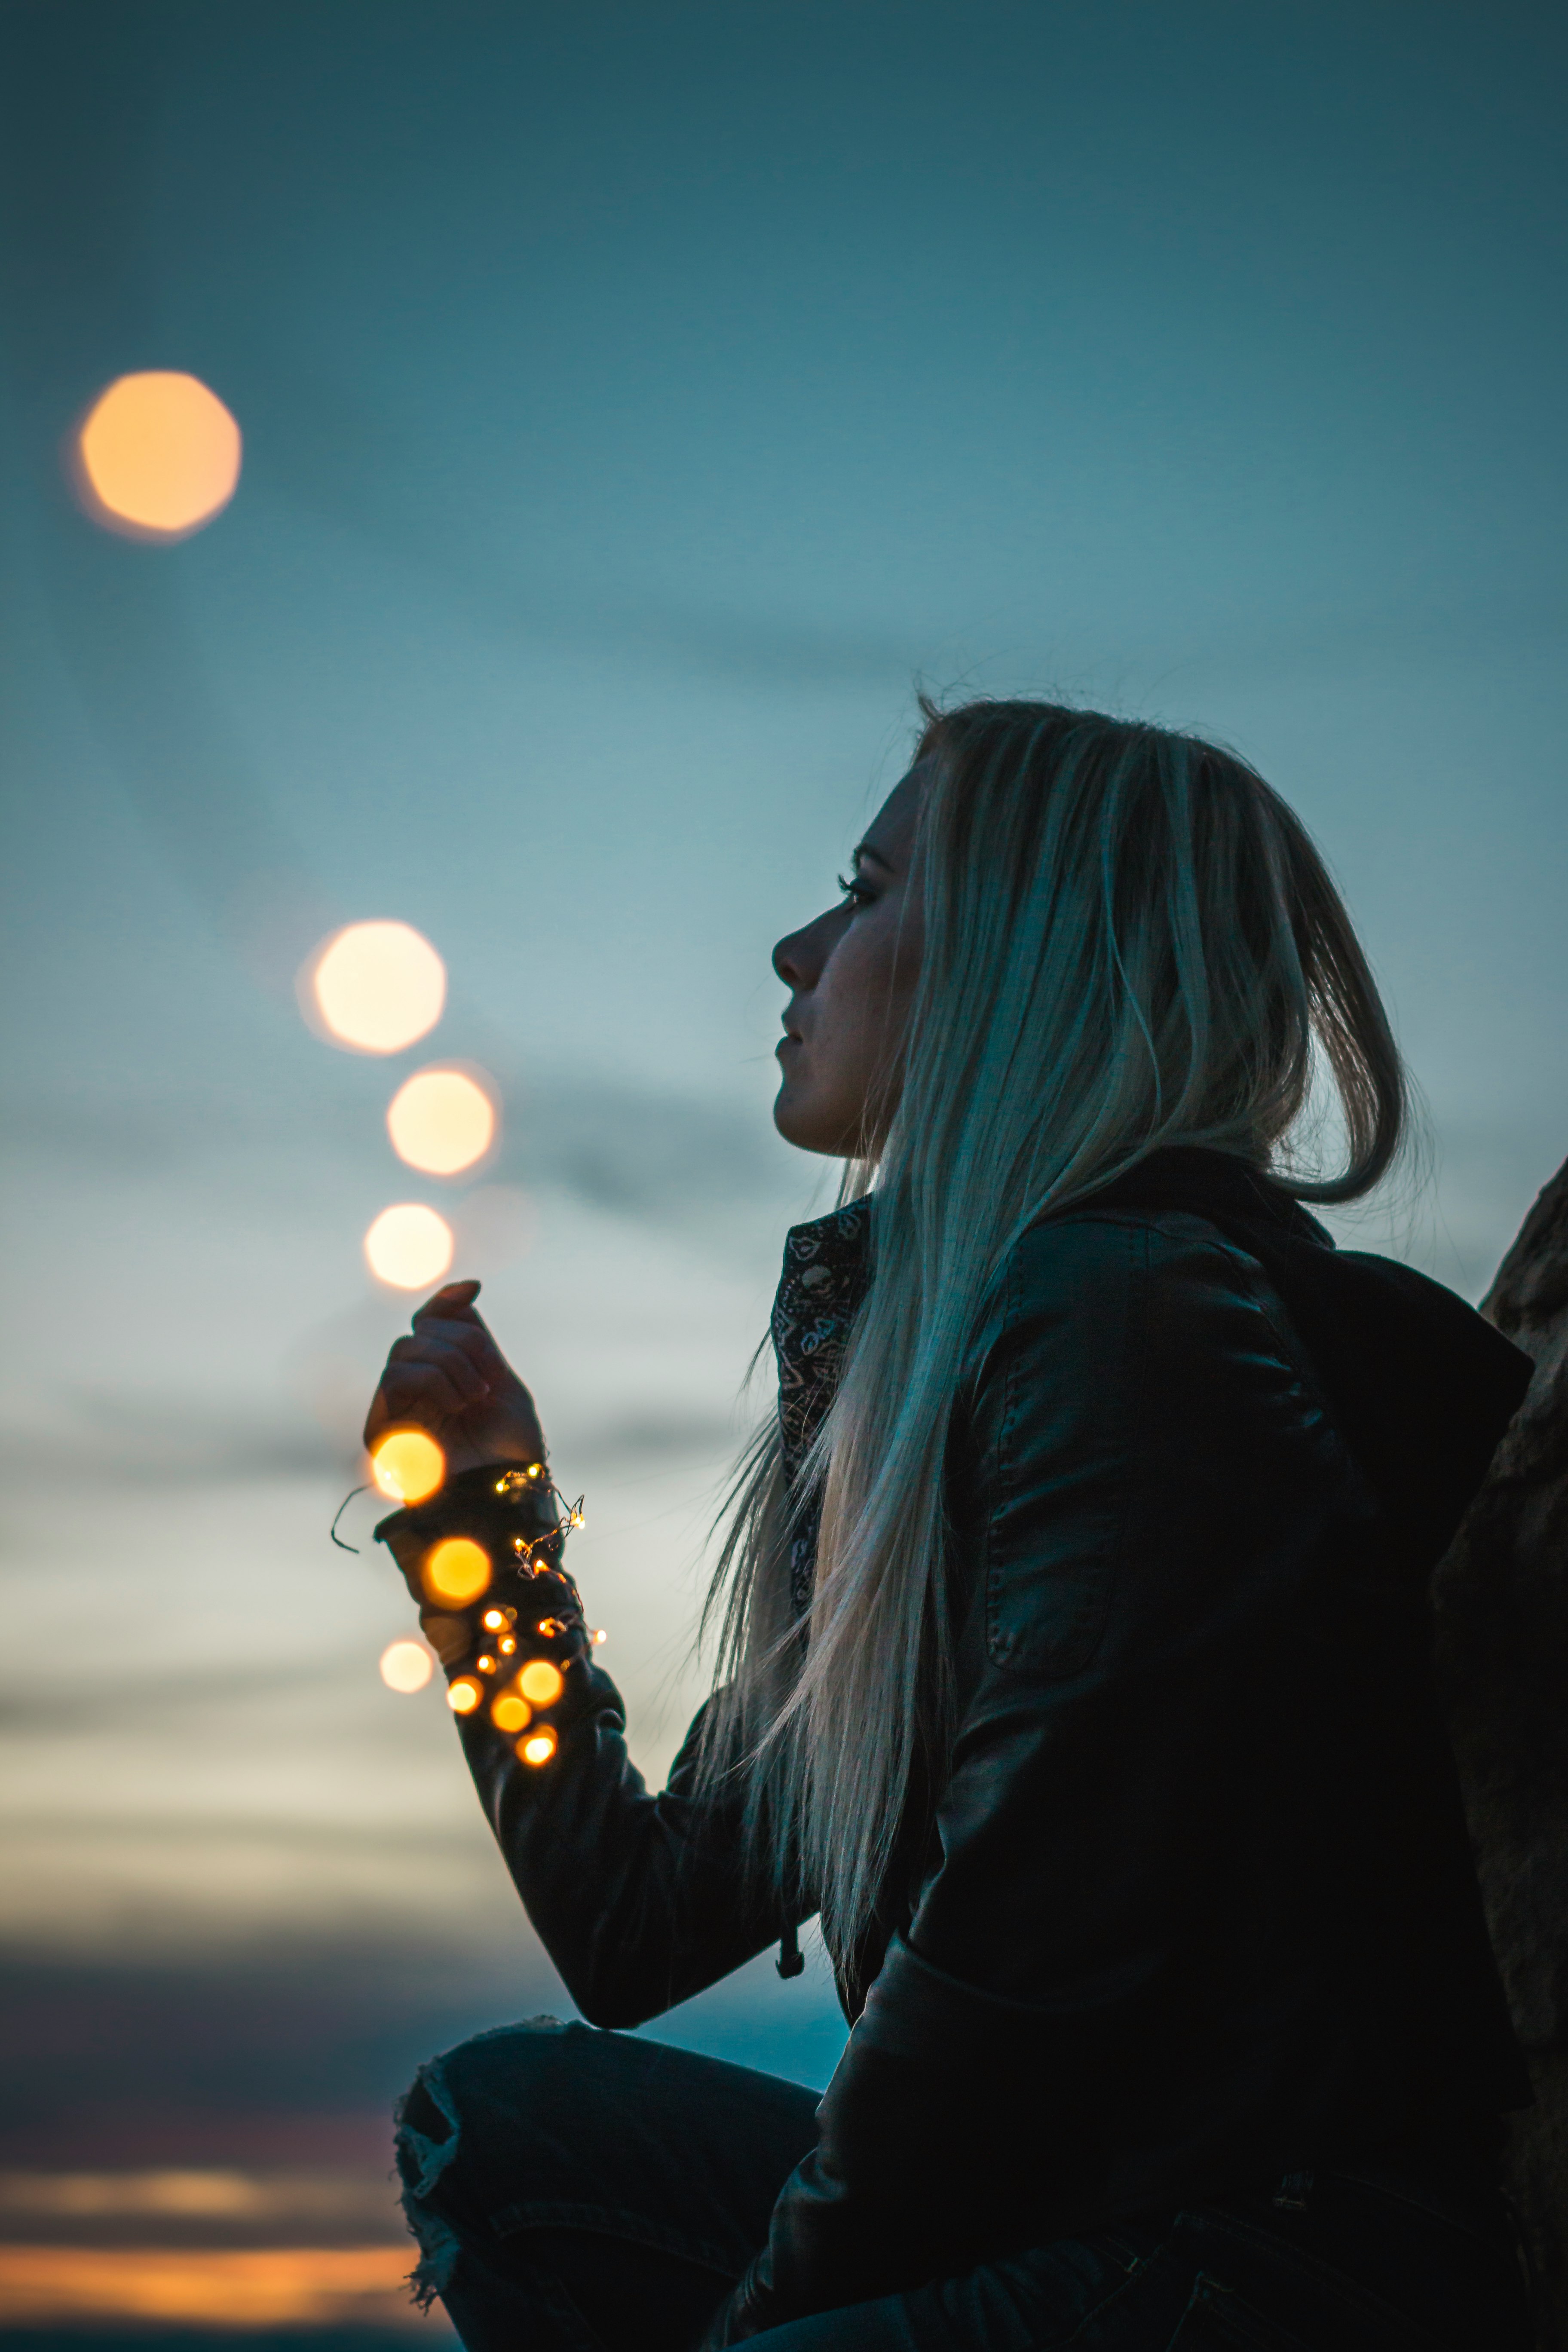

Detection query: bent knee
xmin=395 ymin=2016 xmax=592 ymax=2303
xmin=396 ymin=2015 xmax=581 ymax=2183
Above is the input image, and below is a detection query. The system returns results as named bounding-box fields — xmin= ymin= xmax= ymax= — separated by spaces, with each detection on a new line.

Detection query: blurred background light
xmin=516 ymin=1658 xmax=563 ymax=1706
xmin=386 ymin=1065 xmax=498 ymax=1175
xmin=72 ymin=370 xmax=242 ymax=539
xmin=368 ymin=1427 xmax=445 ymax=1504
xmin=446 ymin=1676 xmax=483 ymax=1716
xmin=490 ymin=1693 xmax=530 ymax=1732
xmin=519 ymin=1730 xmax=557 ymax=1766
xmin=363 ymin=1202 xmax=453 ymax=1289
xmin=423 ymin=1537 xmax=491 ymax=1607
xmin=377 ymin=1639 xmax=433 ymax=1693
xmin=306 ymin=921 xmax=446 ymax=1054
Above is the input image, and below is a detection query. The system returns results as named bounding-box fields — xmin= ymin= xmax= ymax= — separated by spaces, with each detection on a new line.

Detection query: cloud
xmin=0 ymin=1390 xmax=344 ymax=1492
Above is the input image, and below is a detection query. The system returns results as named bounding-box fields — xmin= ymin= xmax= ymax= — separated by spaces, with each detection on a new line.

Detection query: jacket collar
xmin=771 ymin=1198 xmax=873 ymax=1611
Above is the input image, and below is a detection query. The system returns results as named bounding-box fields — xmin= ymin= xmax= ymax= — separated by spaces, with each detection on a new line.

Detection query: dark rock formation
xmin=1433 ymin=1155 xmax=1568 ymax=2349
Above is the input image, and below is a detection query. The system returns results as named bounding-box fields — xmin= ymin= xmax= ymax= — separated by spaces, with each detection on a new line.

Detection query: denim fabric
xmin=394 ymin=2019 xmax=1531 ymax=2352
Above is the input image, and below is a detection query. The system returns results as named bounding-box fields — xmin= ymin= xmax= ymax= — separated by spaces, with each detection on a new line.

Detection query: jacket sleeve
xmin=704 ymin=1214 xmax=1208 ymax=2342
xmin=379 ymin=1474 xmax=796 ymax=2029
xmin=457 ymin=1658 xmax=795 ymax=2027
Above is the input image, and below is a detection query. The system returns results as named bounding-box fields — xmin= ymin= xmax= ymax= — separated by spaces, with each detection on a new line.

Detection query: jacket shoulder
xmin=975 ymin=1200 xmax=1263 ymax=1355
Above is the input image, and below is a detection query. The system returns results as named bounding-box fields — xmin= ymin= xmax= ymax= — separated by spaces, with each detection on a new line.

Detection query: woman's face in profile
xmin=772 ymin=768 xmax=925 ymax=1158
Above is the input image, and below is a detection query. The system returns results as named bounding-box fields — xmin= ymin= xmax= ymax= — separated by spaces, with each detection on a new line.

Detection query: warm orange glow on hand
xmin=517 ymin=1658 xmax=564 ymax=1706
xmin=387 ymin=1066 xmax=497 ymax=1175
xmin=447 ymin=1676 xmax=483 ymax=1715
xmin=307 ymin=921 xmax=446 ymax=1054
xmin=378 ymin=1639 xmax=434 ymax=1693
xmin=420 ymin=1612 xmax=469 ymax=1665
xmin=369 ymin=1427 xmax=445 ymax=1504
xmin=364 ymin=1204 xmax=453 ymax=1289
xmin=519 ymin=1727 xmax=557 ymax=1765
xmin=491 ymin=1693 xmax=531 ymax=1733
xmin=423 ymin=1537 xmax=491 ymax=1606
xmin=75 ymin=371 xmax=242 ymax=539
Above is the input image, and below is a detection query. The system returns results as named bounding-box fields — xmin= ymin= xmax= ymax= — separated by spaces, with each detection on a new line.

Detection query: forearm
xmin=379 ymin=1461 xmax=787 ymax=2024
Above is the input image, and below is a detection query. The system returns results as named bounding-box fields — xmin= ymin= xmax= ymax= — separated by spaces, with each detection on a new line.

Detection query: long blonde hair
xmin=701 ymin=698 xmax=1406 ymax=1960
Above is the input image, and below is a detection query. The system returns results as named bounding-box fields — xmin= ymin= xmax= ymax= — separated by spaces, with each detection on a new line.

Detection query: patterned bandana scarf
xmin=770 ymin=1198 xmax=873 ymax=1614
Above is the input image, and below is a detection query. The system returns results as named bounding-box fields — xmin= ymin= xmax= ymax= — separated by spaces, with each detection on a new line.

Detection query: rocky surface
xmin=1433 ymin=1154 xmax=1568 ymax=2349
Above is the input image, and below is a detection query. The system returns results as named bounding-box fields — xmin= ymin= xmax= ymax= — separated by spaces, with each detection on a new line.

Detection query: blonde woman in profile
xmin=368 ymin=701 xmax=1534 ymax=2349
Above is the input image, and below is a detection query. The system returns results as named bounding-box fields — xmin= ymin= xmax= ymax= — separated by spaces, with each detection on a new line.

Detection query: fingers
xmin=364 ymin=1278 xmax=540 ymax=1459
xmin=378 ymin=1354 xmax=484 ymax=1421
xmin=401 ymin=1315 xmax=511 ymax=1385
xmin=414 ymin=1280 xmax=485 ymax=1332
xmin=387 ymin=1328 xmax=493 ymax=1398
xmin=410 ymin=1287 xmax=522 ymax=1394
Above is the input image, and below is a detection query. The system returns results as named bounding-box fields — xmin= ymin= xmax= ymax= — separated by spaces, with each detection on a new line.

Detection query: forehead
xmin=860 ymin=766 xmax=926 ymax=862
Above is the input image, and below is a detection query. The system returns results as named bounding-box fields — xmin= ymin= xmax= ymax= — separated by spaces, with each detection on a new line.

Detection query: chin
xmin=774 ymin=1086 xmax=854 ymax=1160
xmin=772 ymin=1082 xmax=805 ymax=1146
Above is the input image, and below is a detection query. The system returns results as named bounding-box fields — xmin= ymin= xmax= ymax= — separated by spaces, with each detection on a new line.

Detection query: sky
xmin=0 ymin=0 xmax=1565 ymax=2329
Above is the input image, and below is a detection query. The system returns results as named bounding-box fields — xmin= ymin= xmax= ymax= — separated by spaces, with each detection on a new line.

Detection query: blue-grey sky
xmin=1 ymin=0 xmax=1565 ymax=2190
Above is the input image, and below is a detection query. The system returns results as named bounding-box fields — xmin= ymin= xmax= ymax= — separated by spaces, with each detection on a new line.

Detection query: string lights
xmin=363 ymin=1458 xmax=601 ymax=1768
xmin=294 ymin=898 xmax=595 ymax=1770
xmin=74 ymin=371 xmax=590 ymax=1775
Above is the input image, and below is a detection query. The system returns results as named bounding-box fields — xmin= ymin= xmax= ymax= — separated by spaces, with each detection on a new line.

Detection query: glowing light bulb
xmin=379 ymin=1639 xmax=434 ymax=1694
xmin=499 ymin=1635 xmax=517 ymax=1655
xmin=306 ymin=921 xmax=445 ymax=1055
xmin=519 ymin=1728 xmax=557 ymax=1766
xmin=591 ymin=1629 xmax=608 ymax=1646
xmin=491 ymin=1694 xmax=531 ymax=1733
xmin=365 ymin=1204 xmax=453 ymax=1290
xmin=423 ymin=1537 xmax=491 ymax=1607
xmin=387 ymin=1066 xmax=497 ymax=1176
xmin=448 ymin=1677 xmax=483 ymax=1715
xmin=481 ymin=1609 xmax=506 ymax=1632
xmin=496 ymin=1465 xmax=545 ymax=1494
xmin=75 ymin=371 xmax=242 ymax=539
xmin=517 ymin=1659 xmax=564 ymax=1707
xmin=370 ymin=1428 xmax=445 ymax=1505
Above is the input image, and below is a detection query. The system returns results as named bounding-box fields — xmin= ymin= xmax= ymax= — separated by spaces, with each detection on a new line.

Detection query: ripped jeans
xmin=395 ymin=2018 xmax=1532 ymax=2352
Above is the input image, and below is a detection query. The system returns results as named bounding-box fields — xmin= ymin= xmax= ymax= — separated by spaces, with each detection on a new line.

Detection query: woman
xmin=369 ymin=700 xmax=1534 ymax=2350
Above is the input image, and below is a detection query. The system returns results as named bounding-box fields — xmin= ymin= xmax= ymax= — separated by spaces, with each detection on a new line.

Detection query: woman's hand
xmin=364 ymin=1279 xmax=546 ymax=1479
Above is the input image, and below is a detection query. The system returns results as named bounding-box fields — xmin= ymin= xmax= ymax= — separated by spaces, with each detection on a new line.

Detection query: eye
xmin=837 ymin=871 xmax=875 ymax=910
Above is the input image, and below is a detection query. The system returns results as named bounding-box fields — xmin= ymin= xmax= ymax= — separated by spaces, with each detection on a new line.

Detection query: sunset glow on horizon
xmin=0 ymin=2244 xmax=422 ymax=2329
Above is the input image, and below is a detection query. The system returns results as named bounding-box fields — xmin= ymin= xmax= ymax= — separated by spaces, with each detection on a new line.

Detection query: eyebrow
xmin=853 ymin=840 xmax=894 ymax=872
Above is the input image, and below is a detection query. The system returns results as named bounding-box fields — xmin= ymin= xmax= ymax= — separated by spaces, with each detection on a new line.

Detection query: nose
xmin=773 ymin=922 xmax=816 ymax=989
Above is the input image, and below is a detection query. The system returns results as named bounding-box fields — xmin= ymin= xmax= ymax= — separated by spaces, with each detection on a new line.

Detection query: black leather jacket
xmin=391 ymin=1151 xmax=1531 ymax=2342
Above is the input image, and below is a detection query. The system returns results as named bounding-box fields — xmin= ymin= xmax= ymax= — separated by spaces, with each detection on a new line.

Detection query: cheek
xmin=819 ymin=918 xmax=901 ymax=1032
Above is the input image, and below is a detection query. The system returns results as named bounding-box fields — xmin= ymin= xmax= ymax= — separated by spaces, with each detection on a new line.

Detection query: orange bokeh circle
xmin=74 ymin=372 xmax=242 ymax=540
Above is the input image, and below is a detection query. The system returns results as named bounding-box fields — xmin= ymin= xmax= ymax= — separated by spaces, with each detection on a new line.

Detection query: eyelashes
xmin=837 ymin=871 xmax=875 ymax=910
